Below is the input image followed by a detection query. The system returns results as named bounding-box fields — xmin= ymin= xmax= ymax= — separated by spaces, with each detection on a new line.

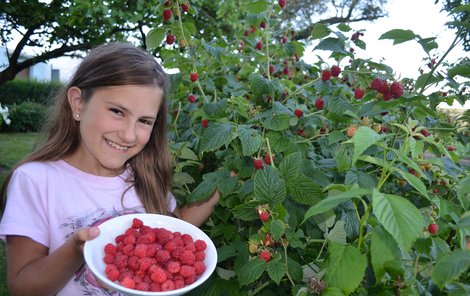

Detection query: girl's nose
xmin=119 ymin=122 xmax=137 ymax=143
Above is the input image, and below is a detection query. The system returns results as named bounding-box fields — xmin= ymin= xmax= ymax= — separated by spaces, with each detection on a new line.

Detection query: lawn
xmin=0 ymin=132 xmax=39 ymax=296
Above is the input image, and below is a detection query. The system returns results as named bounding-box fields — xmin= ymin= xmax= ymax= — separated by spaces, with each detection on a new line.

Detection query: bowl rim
xmin=84 ymin=213 xmax=217 ymax=296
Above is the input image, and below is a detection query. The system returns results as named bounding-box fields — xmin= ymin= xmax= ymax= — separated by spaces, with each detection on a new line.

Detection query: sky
xmin=50 ymin=0 xmax=468 ymax=109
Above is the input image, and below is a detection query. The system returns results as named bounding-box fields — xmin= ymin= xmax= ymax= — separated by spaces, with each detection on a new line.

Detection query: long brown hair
xmin=0 ymin=42 xmax=173 ymax=215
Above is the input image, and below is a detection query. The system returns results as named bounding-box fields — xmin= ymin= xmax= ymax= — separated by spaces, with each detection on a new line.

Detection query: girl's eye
xmin=110 ymin=108 xmax=124 ymax=116
xmin=139 ymin=119 xmax=154 ymax=126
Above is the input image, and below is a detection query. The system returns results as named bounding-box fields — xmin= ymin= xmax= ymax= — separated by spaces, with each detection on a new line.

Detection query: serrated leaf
xmin=431 ymin=250 xmax=470 ymax=289
xmin=179 ymin=147 xmax=198 ymax=160
xmin=217 ymin=244 xmax=237 ymax=262
xmin=146 ymin=27 xmax=166 ymax=49
xmin=267 ymin=261 xmax=287 ymax=285
xmin=202 ymin=99 xmax=227 ymax=118
xmin=325 ymin=243 xmax=367 ymax=295
xmin=303 ymin=188 xmax=370 ymax=223
xmin=237 ymin=125 xmax=262 ymax=156
xmin=261 ymin=103 xmax=291 ymax=131
xmin=314 ymin=37 xmax=347 ymax=53
xmin=200 ymin=123 xmax=234 ymax=153
xmin=279 ymin=151 xmax=302 ymax=178
xmin=352 ymin=126 xmax=381 ymax=164
xmin=232 ymin=201 xmax=260 ymax=221
xmin=238 ymin=258 xmax=266 ymax=286
xmin=311 ymin=23 xmax=331 ymax=39
xmin=250 ymin=73 xmax=271 ymax=97
xmin=186 ymin=179 xmax=217 ymax=203
xmin=254 ymin=165 xmax=286 ymax=204
xmin=391 ymin=168 xmax=431 ymax=202
xmin=270 ymin=219 xmax=286 ymax=241
xmin=286 ymin=174 xmax=323 ymax=205
xmin=379 ymin=29 xmax=416 ymax=45
xmin=245 ymin=0 xmax=269 ymax=14
xmin=371 ymin=226 xmax=400 ymax=280
xmin=325 ymin=220 xmax=347 ymax=244
xmin=372 ymin=189 xmax=425 ymax=251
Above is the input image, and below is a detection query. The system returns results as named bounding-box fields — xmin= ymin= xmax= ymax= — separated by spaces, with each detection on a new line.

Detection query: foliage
xmin=440 ymin=0 xmax=470 ymax=51
xmin=146 ymin=0 xmax=470 ymax=295
xmin=0 ymin=101 xmax=47 ymax=133
xmin=0 ymin=0 xmax=388 ymax=87
xmin=0 ymin=79 xmax=62 ymax=106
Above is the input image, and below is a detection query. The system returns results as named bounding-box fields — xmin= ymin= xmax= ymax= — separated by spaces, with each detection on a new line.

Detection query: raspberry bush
xmin=147 ymin=1 xmax=470 ymax=295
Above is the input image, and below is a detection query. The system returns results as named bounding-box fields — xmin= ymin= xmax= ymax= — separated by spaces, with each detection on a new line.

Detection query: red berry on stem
xmin=278 ymin=0 xmax=286 ymax=9
xmin=253 ymin=158 xmax=264 ymax=170
xmin=354 ymin=88 xmax=365 ymax=99
xmin=390 ymin=81 xmax=404 ymax=98
xmin=321 ymin=69 xmax=332 ymax=81
xmin=190 ymin=72 xmax=199 ymax=82
xmin=166 ymin=34 xmax=175 ymax=45
xmin=447 ymin=145 xmax=456 ymax=151
xmin=201 ymin=119 xmax=209 ymax=128
xmin=294 ymin=108 xmax=303 ymax=118
xmin=428 ymin=223 xmax=438 ymax=235
xmin=181 ymin=3 xmax=190 ymax=12
xmin=259 ymin=211 xmax=270 ymax=222
xmin=255 ymin=41 xmax=263 ymax=50
xmin=331 ymin=65 xmax=341 ymax=77
xmin=187 ymin=94 xmax=196 ymax=103
xmin=263 ymin=153 xmax=274 ymax=165
xmin=259 ymin=250 xmax=271 ymax=262
xmin=315 ymin=98 xmax=324 ymax=110
xmin=163 ymin=9 xmax=172 ymax=21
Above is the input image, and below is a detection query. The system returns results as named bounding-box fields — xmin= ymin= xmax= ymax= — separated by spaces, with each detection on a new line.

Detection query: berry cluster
xmin=252 ymin=153 xmax=275 ymax=170
xmin=102 ymin=218 xmax=207 ymax=292
xmin=370 ymin=78 xmax=404 ymax=101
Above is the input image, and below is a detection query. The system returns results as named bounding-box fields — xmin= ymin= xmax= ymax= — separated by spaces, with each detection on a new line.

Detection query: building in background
xmin=0 ymin=48 xmax=60 ymax=82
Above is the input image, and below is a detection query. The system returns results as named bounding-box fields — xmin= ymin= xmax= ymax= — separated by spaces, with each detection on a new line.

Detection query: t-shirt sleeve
xmin=168 ymin=191 xmax=177 ymax=213
xmin=0 ymin=167 xmax=50 ymax=247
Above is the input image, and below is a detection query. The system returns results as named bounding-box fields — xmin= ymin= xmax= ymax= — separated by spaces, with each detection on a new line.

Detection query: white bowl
xmin=84 ymin=213 xmax=217 ymax=296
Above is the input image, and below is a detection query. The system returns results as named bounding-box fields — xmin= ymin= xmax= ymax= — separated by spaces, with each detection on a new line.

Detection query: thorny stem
xmin=282 ymin=238 xmax=295 ymax=286
xmin=173 ymin=101 xmax=181 ymax=138
xmin=266 ymin=137 xmax=275 ymax=168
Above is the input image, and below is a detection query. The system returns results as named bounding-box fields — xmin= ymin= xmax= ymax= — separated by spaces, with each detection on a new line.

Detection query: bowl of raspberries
xmin=84 ymin=213 xmax=217 ymax=295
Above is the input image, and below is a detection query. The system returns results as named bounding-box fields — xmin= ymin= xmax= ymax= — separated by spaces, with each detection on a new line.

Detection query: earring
xmin=75 ymin=114 xmax=80 ymax=119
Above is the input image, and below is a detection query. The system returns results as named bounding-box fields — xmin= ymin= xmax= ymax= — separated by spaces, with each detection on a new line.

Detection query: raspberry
xmin=354 ymin=88 xmax=365 ymax=100
xmin=164 ymin=240 xmax=178 ymax=252
xmin=103 ymin=253 xmax=115 ymax=264
xmin=171 ymin=247 xmax=184 ymax=259
xmin=390 ymin=81 xmax=404 ymax=98
xmin=194 ymin=251 xmax=206 ymax=261
xmin=185 ymin=274 xmax=197 ymax=285
xmin=123 ymin=234 xmax=136 ymax=245
xmin=255 ymin=41 xmax=263 ymax=50
xmin=382 ymin=90 xmax=392 ymax=101
xmin=194 ymin=261 xmax=206 ymax=275
xmin=174 ymin=278 xmax=185 ymax=289
xmin=121 ymin=276 xmax=136 ymax=289
xmin=428 ymin=223 xmax=438 ymax=235
xmin=134 ymin=244 xmax=148 ymax=258
xmin=201 ymin=119 xmax=209 ymax=128
xmin=163 ymin=9 xmax=172 ymax=21
xmin=269 ymin=64 xmax=275 ymax=74
xmin=294 ymin=108 xmax=303 ymax=118
xmin=278 ymin=0 xmax=286 ymax=9
xmin=259 ymin=250 xmax=271 ymax=262
xmin=181 ymin=234 xmax=193 ymax=245
xmin=420 ymin=129 xmax=430 ymax=137
xmin=371 ymin=78 xmax=388 ymax=94
xmin=315 ymin=98 xmax=324 ymax=110
xmin=194 ymin=239 xmax=207 ymax=252
xmin=181 ymin=3 xmax=190 ymax=12
xmin=105 ymin=264 xmax=119 ymax=281
xmin=331 ymin=65 xmax=341 ymax=77
xmin=104 ymin=243 xmax=117 ymax=254
xmin=127 ymin=255 xmax=139 ymax=270
xmin=139 ymin=225 xmax=152 ymax=234
xmin=262 ymin=234 xmax=274 ymax=246
xmin=132 ymin=218 xmax=144 ymax=229
xmin=180 ymin=265 xmax=196 ymax=278
xmin=166 ymin=34 xmax=175 ymax=45
xmin=321 ymin=69 xmax=331 ymax=81
xmin=135 ymin=282 xmax=150 ymax=291
xmin=447 ymin=145 xmax=456 ymax=151
xmin=190 ymin=72 xmax=199 ymax=82
xmin=138 ymin=257 xmax=153 ymax=272
xmin=263 ymin=153 xmax=274 ymax=165
xmin=156 ymin=249 xmax=171 ymax=264
xmin=180 ymin=249 xmax=196 ymax=265
xmin=259 ymin=211 xmax=270 ymax=222
xmin=253 ymin=157 xmax=264 ymax=170
xmin=150 ymin=266 xmax=167 ymax=284
xmin=347 ymin=125 xmax=357 ymax=138
xmin=161 ymin=279 xmax=175 ymax=291
xmin=187 ymin=94 xmax=196 ymax=103
xmin=122 ymin=243 xmax=134 ymax=255
xmin=167 ymin=261 xmax=181 ymax=273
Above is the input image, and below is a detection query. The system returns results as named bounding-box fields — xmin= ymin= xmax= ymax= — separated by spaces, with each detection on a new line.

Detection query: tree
xmin=440 ymin=0 xmax=470 ymax=51
xmin=0 ymin=0 xmax=389 ymax=87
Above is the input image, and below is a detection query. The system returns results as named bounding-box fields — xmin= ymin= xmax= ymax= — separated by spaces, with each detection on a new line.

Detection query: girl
xmin=0 ymin=42 xmax=219 ymax=295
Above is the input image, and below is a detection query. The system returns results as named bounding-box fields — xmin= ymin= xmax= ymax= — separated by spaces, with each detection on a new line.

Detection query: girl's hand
xmin=71 ymin=227 xmax=100 ymax=255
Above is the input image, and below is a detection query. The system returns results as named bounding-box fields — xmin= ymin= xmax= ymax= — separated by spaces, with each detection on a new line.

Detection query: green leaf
xmin=379 ymin=29 xmax=416 ymax=45
xmin=267 ymin=261 xmax=287 ymax=285
xmin=245 ymin=0 xmax=269 ymax=14
xmin=186 ymin=178 xmax=217 ymax=203
xmin=260 ymin=103 xmax=291 ymax=131
xmin=146 ymin=27 xmax=166 ymax=49
xmin=391 ymin=168 xmax=431 ymax=202
xmin=325 ymin=243 xmax=367 ymax=295
xmin=237 ymin=125 xmax=262 ymax=156
xmin=270 ymin=219 xmax=286 ymax=241
xmin=232 ymin=201 xmax=260 ymax=221
xmin=448 ymin=62 xmax=470 ymax=79
xmin=217 ymin=244 xmax=237 ymax=262
xmin=311 ymin=23 xmax=331 ymax=40
xmin=254 ymin=165 xmax=286 ymax=205
xmin=250 ymin=73 xmax=271 ymax=97
xmin=279 ymin=151 xmax=302 ymax=178
xmin=303 ymin=188 xmax=370 ymax=223
xmin=372 ymin=189 xmax=425 ymax=251
xmin=431 ymin=250 xmax=470 ymax=289
xmin=352 ymin=126 xmax=381 ymax=164
xmin=238 ymin=258 xmax=266 ymax=286
xmin=415 ymin=72 xmax=444 ymax=90
xmin=202 ymin=99 xmax=227 ymax=118
xmin=325 ymin=220 xmax=347 ymax=244
xmin=371 ymin=226 xmax=400 ymax=280
xmin=200 ymin=123 xmax=234 ymax=153
xmin=286 ymin=174 xmax=323 ymax=205
xmin=314 ymin=37 xmax=347 ymax=53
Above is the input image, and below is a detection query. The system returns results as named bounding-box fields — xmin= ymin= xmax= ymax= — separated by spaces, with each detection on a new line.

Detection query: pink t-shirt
xmin=0 ymin=160 xmax=176 ymax=295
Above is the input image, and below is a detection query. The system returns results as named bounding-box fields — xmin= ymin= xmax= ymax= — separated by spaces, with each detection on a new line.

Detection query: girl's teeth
xmin=107 ymin=140 xmax=127 ymax=150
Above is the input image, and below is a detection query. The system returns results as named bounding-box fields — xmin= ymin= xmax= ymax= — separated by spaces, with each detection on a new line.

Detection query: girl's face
xmin=67 ymin=84 xmax=163 ymax=176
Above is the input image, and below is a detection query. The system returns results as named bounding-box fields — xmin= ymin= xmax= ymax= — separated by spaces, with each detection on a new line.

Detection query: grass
xmin=0 ymin=132 xmax=39 ymax=296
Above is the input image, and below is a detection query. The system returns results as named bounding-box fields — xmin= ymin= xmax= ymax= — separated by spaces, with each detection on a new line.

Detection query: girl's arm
xmin=6 ymin=227 xmax=99 ymax=296
xmin=177 ymin=189 xmax=220 ymax=227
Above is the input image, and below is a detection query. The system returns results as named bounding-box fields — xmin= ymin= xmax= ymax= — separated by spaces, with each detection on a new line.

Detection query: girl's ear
xmin=67 ymin=86 xmax=83 ymax=120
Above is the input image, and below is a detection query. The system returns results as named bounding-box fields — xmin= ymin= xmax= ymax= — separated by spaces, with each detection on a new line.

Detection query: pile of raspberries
xmin=102 ymin=218 xmax=207 ymax=292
